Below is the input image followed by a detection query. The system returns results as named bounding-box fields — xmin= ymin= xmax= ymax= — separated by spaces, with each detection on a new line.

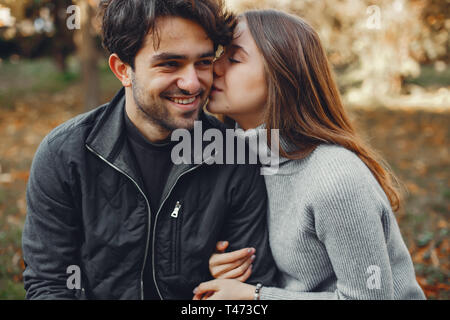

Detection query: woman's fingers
xmin=210 ymin=252 xmax=255 ymax=278
xmin=215 ymin=241 xmax=229 ymax=253
xmin=193 ymin=293 xmax=202 ymax=300
xmin=210 ymin=247 xmax=255 ymax=267
xmin=236 ymin=264 xmax=253 ymax=282
xmin=201 ymin=292 xmax=214 ymax=300
xmin=192 ymin=291 xmax=213 ymax=300
xmin=216 ymin=254 xmax=255 ymax=279
xmin=193 ymin=280 xmax=219 ymax=297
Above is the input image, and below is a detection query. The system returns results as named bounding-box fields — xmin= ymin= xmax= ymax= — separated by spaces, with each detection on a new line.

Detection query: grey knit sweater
xmin=259 ymin=143 xmax=426 ymax=300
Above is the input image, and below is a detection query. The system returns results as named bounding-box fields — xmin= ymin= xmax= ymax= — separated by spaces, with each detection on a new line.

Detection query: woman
xmin=193 ymin=9 xmax=425 ymax=300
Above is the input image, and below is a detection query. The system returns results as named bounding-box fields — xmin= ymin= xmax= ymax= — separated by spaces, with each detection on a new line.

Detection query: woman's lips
xmin=211 ymin=85 xmax=223 ymax=93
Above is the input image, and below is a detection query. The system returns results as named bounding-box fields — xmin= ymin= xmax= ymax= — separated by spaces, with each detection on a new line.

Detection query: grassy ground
xmin=0 ymin=58 xmax=448 ymax=299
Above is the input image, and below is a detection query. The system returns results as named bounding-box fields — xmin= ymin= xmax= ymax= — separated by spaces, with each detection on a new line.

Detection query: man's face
xmin=131 ymin=17 xmax=215 ymax=132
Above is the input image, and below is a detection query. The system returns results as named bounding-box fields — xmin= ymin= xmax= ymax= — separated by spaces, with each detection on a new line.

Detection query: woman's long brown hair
xmin=244 ymin=9 xmax=402 ymax=211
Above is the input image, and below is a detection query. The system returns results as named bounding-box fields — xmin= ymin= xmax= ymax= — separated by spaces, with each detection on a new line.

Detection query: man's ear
xmin=109 ymin=54 xmax=132 ymax=87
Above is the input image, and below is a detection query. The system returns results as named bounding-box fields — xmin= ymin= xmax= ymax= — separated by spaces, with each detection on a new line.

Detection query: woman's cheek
xmin=229 ymin=81 xmax=249 ymax=113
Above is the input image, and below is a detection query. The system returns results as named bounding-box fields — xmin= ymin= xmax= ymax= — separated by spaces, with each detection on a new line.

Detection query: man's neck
xmin=125 ymin=91 xmax=171 ymax=143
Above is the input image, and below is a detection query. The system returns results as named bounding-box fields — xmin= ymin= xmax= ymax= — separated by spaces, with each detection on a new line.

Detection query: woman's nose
xmin=213 ymin=56 xmax=225 ymax=77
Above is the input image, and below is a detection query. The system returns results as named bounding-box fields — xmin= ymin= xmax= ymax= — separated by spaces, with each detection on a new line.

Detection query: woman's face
xmin=207 ymin=19 xmax=268 ymax=129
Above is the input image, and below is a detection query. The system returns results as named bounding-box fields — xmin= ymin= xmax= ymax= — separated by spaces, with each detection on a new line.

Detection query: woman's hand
xmin=209 ymin=241 xmax=255 ymax=282
xmin=193 ymin=279 xmax=255 ymax=300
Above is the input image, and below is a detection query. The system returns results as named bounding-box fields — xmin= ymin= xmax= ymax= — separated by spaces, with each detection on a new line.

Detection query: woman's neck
xmin=232 ymin=111 xmax=265 ymax=131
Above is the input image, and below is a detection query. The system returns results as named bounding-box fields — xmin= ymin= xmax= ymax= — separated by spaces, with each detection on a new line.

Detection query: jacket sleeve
xmin=22 ymin=135 xmax=82 ymax=299
xmin=220 ymin=163 xmax=279 ymax=287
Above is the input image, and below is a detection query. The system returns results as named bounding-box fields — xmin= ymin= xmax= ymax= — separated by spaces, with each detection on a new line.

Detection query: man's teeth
xmin=168 ymin=96 xmax=197 ymax=105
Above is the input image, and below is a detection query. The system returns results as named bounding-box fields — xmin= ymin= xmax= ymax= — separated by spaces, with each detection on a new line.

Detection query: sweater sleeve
xmin=260 ymin=159 xmax=395 ymax=300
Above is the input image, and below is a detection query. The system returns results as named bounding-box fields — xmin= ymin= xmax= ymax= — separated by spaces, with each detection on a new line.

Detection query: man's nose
xmin=177 ymin=66 xmax=202 ymax=95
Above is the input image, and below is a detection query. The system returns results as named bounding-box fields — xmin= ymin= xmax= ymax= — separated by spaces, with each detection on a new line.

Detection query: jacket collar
xmin=85 ymin=87 xmax=148 ymax=188
xmin=85 ymin=87 xmax=126 ymax=162
xmin=85 ymin=88 xmax=212 ymax=199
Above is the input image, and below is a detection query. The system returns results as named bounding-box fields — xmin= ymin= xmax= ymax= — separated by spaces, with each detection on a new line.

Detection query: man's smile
xmin=163 ymin=93 xmax=203 ymax=111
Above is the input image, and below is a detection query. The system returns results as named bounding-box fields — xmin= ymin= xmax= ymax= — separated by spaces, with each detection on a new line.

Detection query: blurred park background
xmin=0 ymin=0 xmax=448 ymax=299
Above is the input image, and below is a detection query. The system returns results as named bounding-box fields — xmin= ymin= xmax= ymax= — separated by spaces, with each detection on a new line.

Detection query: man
xmin=22 ymin=0 xmax=278 ymax=299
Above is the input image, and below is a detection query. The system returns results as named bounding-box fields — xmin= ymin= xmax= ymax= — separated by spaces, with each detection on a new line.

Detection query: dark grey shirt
xmin=124 ymin=110 xmax=175 ymax=300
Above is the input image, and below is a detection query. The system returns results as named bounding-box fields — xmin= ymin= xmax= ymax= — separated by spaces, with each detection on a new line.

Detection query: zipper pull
xmin=171 ymin=201 xmax=181 ymax=218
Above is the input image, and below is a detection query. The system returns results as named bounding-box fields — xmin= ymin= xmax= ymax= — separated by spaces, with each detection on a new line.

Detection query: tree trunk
xmin=76 ymin=0 xmax=100 ymax=111
xmin=52 ymin=0 xmax=74 ymax=73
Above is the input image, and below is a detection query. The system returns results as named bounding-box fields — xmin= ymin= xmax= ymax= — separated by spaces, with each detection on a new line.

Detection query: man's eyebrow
xmin=199 ymin=51 xmax=216 ymax=59
xmin=151 ymin=53 xmax=186 ymax=63
xmin=151 ymin=51 xmax=215 ymax=63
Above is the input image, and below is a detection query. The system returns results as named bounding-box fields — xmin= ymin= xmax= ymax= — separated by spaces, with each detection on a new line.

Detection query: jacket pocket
xmin=170 ymin=201 xmax=182 ymax=275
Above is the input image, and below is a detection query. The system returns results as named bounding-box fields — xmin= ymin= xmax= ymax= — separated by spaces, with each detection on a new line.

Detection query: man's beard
xmin=131 ymin=73 xmax=205 ymax=133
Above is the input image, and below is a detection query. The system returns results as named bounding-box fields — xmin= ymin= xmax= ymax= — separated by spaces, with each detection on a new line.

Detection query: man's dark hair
xmin=99 ymin=0 xmax=236 ymax=69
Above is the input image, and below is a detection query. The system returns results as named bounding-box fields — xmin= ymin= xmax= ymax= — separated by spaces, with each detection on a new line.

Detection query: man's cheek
xmin=199 ymin=71 xmax=213 ymax=89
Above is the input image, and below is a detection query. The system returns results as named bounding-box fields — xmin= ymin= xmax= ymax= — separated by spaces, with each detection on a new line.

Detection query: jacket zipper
xmin=171 ymin=201 xmax=181 ymax=218
xmin=86 ymin=144 xmax=153 ymax=300
xmin=87 ymin=144 xmax=208 ymax=300
xmin=151 ymin=163 xmax=203 ymax=299
xmin=170 ymin=201 xmax=181 ymax=274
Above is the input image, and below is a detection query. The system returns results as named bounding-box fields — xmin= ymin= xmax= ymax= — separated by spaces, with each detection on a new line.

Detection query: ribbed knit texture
xmin=259 ymin=143 xmax=426 ymax=300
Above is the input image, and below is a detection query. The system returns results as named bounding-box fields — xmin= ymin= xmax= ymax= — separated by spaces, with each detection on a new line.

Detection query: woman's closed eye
xmin=228 ymin=57 xmax=241 ymax=64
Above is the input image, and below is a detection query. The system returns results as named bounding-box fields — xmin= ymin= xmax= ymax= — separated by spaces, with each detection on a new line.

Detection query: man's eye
xmin=159 ymin=61 xmax=179 ymax=68
xmin=197 ymin=60 xmax=213 ymax=66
